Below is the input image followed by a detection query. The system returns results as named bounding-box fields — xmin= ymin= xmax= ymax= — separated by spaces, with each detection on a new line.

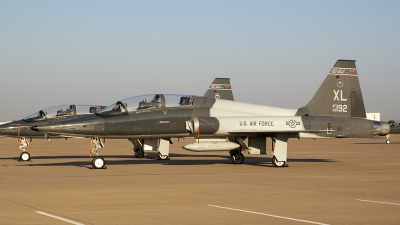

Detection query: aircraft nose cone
xmin=0 ymin=124 xmax=15 ymax=136
xmin=0 ymin=127 xmax=8 ymax=136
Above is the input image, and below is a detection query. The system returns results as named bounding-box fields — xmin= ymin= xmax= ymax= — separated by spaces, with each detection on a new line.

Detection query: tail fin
xmin=204 ymin=78 xmax=234 ymax=101
xmin=296 ymin=60 xmax=366 ymax=118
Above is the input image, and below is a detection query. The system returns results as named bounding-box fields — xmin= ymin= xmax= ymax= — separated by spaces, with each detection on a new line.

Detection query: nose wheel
xmin=19 ymin=152 xmax=32 ymax=162
xmin=18 ymin=137 xmax=32 ymax=162
xmin=92 ymin=156 xmax=107 ymax=169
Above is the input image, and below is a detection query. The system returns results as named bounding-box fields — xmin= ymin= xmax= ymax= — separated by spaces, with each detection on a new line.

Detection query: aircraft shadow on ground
xmin=11 ymin=152 xmax=336 ymax=168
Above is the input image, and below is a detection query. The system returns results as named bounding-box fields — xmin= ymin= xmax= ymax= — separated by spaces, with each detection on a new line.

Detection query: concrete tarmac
xmin=1 ymin=136 xmax=399 ymax=225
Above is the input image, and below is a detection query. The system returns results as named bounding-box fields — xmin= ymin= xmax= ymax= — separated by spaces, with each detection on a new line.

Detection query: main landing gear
xmin=18 ymin=137 xmax=32 ymax=162
xmin=90 ymin=137 xmax=106 ymax=169
xmin=271 ymin=156 xmax=286 ymax=167
xmin=129 ymin=138 xmax=170 ymax=160
xmin=158 ymin=152 xmax=169 ymax=160
xmin=134 ymin=148 xmax=145 ymax=158
xmin=229 ymin=149 xmax=244 ymax=164
xmin=270 ymin=134 xmax=289 ymax=167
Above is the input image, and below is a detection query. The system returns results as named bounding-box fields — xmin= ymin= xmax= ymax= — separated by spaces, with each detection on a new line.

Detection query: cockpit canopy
xmin=97 ymin=94 xmax=195 ymax=116
xmin=23 ymin=105 xmax=106 ymax=122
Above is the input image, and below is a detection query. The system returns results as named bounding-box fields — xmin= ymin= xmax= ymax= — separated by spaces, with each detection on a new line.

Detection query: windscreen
xmin=23 ymin=105 xmax=105 ymax=122
xmin=97 ymin=94 xmax=195 ymax=115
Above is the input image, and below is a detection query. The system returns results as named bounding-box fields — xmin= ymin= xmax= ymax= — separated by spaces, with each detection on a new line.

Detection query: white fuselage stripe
xmin=35 ymin=211 xmax=85 ymax=225
xmin=356 ymin=199 xmax=400 ymax=206
xmin=211 ymin=99 xmax=297 ymax=117
xmin=208 ymin=205 xmax=330 ymax=225
xmin=215 ymin=116 xmax=305 ymax=134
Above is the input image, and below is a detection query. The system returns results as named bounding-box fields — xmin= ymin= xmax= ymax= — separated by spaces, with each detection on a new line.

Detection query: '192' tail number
xmin=332 ymin=104 xmax=347 ymax=112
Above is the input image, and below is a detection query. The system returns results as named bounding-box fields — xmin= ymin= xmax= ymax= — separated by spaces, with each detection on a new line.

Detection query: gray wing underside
xmin=228 ymin=129 xmax=321 ymax=134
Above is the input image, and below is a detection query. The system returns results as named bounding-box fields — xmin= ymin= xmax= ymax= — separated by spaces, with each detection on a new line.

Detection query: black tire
xmin=272 ymin=156 xmax=285 ymax=167
xmin=19 ymin=152 xmax=31 ymax=162
xmin=158 ymin=153 xmax=169 ymax=160
xmin=231 ymin=152 xmax=244 ymax=164
xmin=92 ymin=157 xmax=106 ymax=169
xmin=134 ymin=149 xmax=145 ymax=158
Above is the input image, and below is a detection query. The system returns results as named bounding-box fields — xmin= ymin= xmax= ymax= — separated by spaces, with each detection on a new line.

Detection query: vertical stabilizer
xmin=204 ymin=78 xmax=234 ymax=100
xmin=296 ymin=60 xmax=366 ymax=118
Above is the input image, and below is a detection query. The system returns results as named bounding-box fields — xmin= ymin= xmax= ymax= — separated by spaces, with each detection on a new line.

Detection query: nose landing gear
xmin=90 ymin=137 xmax=106 ymax=169
xmin=18 ymin=137 xmax=32 ymax=162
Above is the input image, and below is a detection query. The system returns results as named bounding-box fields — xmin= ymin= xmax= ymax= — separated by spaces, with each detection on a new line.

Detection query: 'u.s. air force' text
xmin=239 ymin=121 xmax=274 ymax=126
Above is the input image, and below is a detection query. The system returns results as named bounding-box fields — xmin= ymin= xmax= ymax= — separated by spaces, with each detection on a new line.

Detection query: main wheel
xmin=92 ymin=156 xmax=106 ymax=169
xmin=158 ymin=153 xmax=169 ymax=160
xmin=272 ymin=156 xmax=285 ymax=167
xmin=19 ymin=152 xmax=31 ymax=161
xmin=134 ymin=149 xmax=145 ymax=158
xmin=386 ymin=140 xmax=390 ymax=144
xmin=230 ymin=152 xmax=244 ymax=164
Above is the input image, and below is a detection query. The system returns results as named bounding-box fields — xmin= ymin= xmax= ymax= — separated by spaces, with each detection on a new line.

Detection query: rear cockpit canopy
xmin=97 ymin=94 xmax=195 ymax=116
xmin=23 ymin=105 xmax=106 ymax=122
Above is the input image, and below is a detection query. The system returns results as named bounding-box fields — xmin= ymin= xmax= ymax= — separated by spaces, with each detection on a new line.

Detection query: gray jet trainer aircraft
xmin=0 ymin=105 xmax=106 ymax=161
xmin=33 ymin=60 xmax=391 ymax=169
xmin=0 ymin=78 xmax=233 ymax=163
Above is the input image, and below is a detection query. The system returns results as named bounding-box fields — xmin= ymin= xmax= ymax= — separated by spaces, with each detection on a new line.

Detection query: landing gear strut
xmin=386 ymin=134 xmax=390 ymax=144
xmin=130 ymin=138 xmax=170 ymax=160
xmin=90 ymin=137 xmax=106 ymax=169
xmin=271 ymin=133 xmax=289 ymax=167
xmin=18 ymin=137 xmax=32 ymax=162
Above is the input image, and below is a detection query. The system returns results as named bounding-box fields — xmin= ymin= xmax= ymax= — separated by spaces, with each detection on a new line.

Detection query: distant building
xmin=366 ymin=113 xmax=380 ymax=121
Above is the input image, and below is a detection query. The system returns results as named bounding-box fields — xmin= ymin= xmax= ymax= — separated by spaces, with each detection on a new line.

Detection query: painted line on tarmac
xmin=208 ymin=205 xmax=330 ymax=225
xmin=35 ymin=211 xmax=85 ymax=225
xmin=357 ymin=199 xmax=400 ymax=206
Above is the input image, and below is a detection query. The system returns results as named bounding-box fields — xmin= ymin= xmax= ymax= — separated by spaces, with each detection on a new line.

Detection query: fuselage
xmin=33 ymin=94 xmax=388 ymax=139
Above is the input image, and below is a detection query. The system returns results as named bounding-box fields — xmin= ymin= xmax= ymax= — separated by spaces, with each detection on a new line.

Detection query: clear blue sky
xmin=1 ymin=0 xmax=399 ymax=121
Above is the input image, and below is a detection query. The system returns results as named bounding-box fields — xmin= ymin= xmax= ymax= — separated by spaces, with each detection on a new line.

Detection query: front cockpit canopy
xmin=23 ymin=105 xmax=106 ymax=122
xmin=97 ymin=94 xmax=195 ymax=116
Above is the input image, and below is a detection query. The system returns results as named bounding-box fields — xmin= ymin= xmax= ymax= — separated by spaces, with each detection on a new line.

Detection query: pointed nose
xmin=0 ymin=124 xmax=16 ymax=136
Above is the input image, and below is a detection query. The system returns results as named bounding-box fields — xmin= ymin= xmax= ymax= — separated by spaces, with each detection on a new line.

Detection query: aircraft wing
xmin=228 ymin=129 xmax=321 ymax=134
